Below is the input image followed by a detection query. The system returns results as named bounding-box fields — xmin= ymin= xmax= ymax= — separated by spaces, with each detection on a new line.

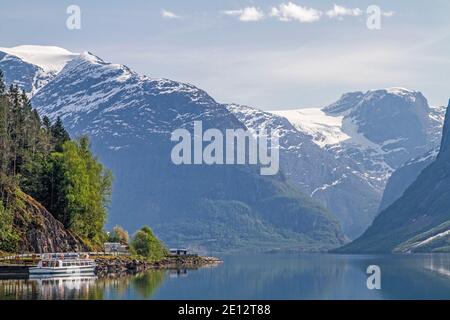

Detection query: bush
xmin=108 ymin=225 xmax=129 ymax=244
xmin=131 ymin=226 xmax=167 ymax=261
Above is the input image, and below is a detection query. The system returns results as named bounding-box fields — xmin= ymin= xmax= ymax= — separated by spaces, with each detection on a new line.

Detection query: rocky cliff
xmin=6 ymin=188 xmax=88 ymax=253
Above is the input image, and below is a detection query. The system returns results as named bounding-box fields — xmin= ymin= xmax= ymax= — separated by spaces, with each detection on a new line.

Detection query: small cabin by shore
xmin=169 ymin=248 xmax=189 ymax=256
xmin=104 ymin=242 xmax=129 ymax=254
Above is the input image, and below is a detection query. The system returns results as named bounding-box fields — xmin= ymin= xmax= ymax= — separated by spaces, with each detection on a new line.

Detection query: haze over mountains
xmin=0 ymin=45 xmax=447 ymax=252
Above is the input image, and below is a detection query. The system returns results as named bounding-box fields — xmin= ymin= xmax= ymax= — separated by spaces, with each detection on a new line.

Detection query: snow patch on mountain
xmin=270 ymin=88 xmax=446 ymax=202
xmin=310 ymin=176 xmax=345 ymax=197
xmin=271 ymin=108 xmax=350 ymax=148
xmin=384 ymin=87 xmax=417 ymax=101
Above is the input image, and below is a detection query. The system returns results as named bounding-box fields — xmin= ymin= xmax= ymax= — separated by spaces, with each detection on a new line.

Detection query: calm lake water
xmin=1 ymin=253 xmax=450 ymax=300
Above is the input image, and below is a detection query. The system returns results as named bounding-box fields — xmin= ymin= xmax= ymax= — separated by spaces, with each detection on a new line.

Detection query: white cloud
xmin=326 ymin=5 xmax=362 ymax=18
xmin=161 ymin=9 xmax=180 ymax=19
xmin=382 ymin=11 xmax=395 ymax=17
xmin=270 ymin=2 xmax=322 ymax=23
xmin=223 ymin=7 xmax=265 ymax=22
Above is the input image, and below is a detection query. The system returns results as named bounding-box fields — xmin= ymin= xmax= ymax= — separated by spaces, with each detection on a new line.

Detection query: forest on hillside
xmin=0 ymin=70 xmax=113 ymax=251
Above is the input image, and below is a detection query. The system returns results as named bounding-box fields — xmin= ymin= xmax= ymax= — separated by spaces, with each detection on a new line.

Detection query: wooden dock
xmin=0 ymin=265 xmax=30 ymax=279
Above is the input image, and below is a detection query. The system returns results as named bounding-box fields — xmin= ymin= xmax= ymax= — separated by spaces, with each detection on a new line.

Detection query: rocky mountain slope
xmin=337 ymin=100 xmax=450 ymax=253
xmin=4 ymin=188 xmax=88 ymax=253
xmin=378 ymin=148 xmax=438 ymax=212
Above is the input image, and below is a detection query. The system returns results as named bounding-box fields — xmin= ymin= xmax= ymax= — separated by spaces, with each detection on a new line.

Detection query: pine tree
xmin=51 ymin=117 xmax=70 ymax=151
xmin=0 ymin=95 xmax=10 ymax=177
xmin=0 ymin=70 xmax=5 ymax=96
xmin=42 ymin=116 xmax=51 ymax=133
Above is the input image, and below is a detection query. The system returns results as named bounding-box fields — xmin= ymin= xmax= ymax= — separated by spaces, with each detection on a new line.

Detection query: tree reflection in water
xmin=0 ymin=270 xmax=168 ymax=300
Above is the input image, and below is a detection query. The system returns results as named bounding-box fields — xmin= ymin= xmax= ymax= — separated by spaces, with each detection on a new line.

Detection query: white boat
xmin=29 ymin=253 xmax=96 ymax=276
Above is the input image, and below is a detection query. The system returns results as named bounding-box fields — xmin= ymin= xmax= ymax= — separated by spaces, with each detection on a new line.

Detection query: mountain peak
xmin=384 ymin=87 xmax=416 ymax=95
xmin=0 ymin=45 xmax=79 ymax=73
xmin=365 ymin=87 xmax=424 ymax=104
xmin=325 ymin=87 xmax=424 ymax=116
xmin=323 ymin=91 xmax=364 ymax=115
xmin=79 ymin=51 xmax=105 ymax=64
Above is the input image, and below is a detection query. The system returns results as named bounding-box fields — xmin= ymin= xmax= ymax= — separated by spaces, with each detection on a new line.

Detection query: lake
xmin=1 ymin=253 xmax=450 ymax=300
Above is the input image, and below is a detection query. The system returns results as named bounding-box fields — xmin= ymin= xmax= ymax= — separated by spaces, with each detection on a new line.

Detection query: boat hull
xmin=29 ymin=265 xmax=96 ymax=275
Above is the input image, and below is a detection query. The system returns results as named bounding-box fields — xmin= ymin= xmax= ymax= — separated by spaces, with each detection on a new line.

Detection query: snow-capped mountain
xmin=31 ymin=50 xmax=234 ymax=146
xmin=258 ymin=89 xmax=444 ymax=237
xmin=273 ymin=88 xmax=444 ymax=184
xmin=0 ymin=45 xmax=78 ymax=94
xmin=0 ymin=45 xmax=346 ymax=252
xmin=227 ymin=104 xmax=381 ymax=239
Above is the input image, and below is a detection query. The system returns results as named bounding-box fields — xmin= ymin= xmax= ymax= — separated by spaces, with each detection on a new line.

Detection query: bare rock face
xmin=10 ymin=189 xmax=88 ymax=253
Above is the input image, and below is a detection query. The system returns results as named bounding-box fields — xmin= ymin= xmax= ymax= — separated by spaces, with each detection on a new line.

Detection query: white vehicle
xmin=29 ymin=253 xmax=96 ymax=276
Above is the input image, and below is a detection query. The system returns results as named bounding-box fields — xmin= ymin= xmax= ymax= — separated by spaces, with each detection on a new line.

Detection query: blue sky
xmin=1 ymin=0 xmax=449 ymax=109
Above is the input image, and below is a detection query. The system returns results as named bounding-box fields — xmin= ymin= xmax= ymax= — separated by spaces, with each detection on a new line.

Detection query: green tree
xmin=131 ymin=226 xmax=167 ymax=261
xmin=40 ymin=137 xmax=112 ymax=243
xmin=51 ymin=116 xmax=70 ymax=151
xmin=42 ymin=116 xmax=51 ymax=133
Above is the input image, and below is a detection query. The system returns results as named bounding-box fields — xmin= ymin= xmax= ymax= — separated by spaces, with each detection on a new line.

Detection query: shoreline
xmin=94 ymin=255 xmax=222 ymax=277
xmin=0 ymin=253 xmax=222 ymax=279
